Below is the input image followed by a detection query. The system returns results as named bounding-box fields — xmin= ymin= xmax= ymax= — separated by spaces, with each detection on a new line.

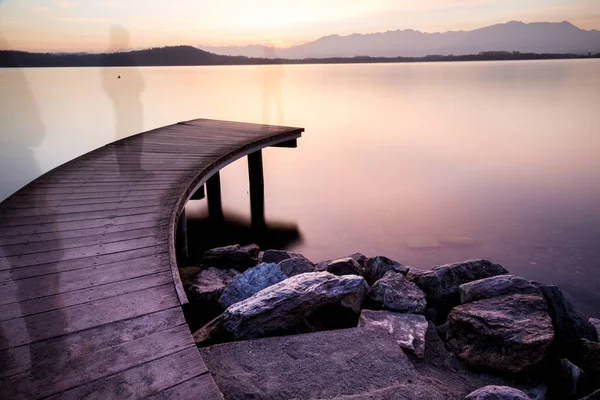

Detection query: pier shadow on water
xmin=101 ymin=25 xmax=146 ymax=176
xmin=0 ymin=30 xmax=68 ymax=383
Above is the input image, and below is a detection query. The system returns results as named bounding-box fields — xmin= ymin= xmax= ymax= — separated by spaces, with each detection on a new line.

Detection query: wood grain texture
xmin=0 ymin=118 xmax=303 ymax=398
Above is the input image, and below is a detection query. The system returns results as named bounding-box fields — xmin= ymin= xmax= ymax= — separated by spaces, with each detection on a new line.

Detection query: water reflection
xmin=101 ymin=25 xmax=145 ymax=175
xmin=259 ymin=47 xmax=284 ymax=125
xmin=0 ymin=31 xmax=67 ymax=380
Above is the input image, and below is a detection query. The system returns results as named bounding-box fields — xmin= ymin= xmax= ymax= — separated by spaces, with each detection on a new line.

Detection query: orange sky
xmin=0 ymin=0 xmax=599 ymax=52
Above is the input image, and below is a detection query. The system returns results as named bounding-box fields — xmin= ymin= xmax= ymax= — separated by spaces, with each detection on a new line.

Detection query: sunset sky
xmin=0 ymin=0 xmax=599 ymax=52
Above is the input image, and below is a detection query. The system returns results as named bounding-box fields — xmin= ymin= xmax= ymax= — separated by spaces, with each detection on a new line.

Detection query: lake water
xmin=1 ymin=60 xmax=599 ymax=317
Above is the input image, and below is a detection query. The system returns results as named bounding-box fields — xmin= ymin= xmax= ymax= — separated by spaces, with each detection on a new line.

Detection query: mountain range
xmin=200 ymin=21 xmax=600 ymax=59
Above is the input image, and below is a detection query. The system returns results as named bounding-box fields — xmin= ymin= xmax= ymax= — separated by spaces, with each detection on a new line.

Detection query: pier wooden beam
xmin=248 ymin=150 xmax=266 ymax=229
xmin=206 ymin=172 xmax=224 ymax=221
xmin=191 ymin=185 xmax=205 ymax=200
xmin=175 ymin=208 xmax=188 ymax=264
xmin=271 ymin=138 xmax=297 ymax=148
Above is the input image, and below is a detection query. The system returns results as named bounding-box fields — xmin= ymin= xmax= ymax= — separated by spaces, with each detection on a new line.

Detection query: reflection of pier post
xmin=206 ymin=172 xmax=224 ymax=221
xmin=248 ymin=150 xmax=266 ymax=229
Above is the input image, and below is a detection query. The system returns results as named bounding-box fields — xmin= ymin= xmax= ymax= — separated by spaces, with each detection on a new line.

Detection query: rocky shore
xmin=180 ymin=244 xmax=600 ymax=400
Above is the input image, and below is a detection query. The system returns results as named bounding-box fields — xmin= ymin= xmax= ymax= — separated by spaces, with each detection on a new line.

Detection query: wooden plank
xmin=44 ymin=347 xmax=207 ymax=400
xmin=0 ymin=283 xmax=179 ymax=349
xmin=0 ymin=307 xmax=185 ymax=379
xmin=146 ymin=373 xmax=224 ymax=400
xmin=0 ymin=324 xmax=195 ymax=400
xmin=0 ymin=246 xmax=167 ymax=282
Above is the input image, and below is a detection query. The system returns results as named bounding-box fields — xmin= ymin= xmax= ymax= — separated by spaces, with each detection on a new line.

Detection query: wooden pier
xmin=0 ymin=119 xmax=303 ymax=399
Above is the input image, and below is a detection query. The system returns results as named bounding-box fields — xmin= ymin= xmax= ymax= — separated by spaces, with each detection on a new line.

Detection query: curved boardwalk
xmin=0 ymin=119 xmax=304 ymax=399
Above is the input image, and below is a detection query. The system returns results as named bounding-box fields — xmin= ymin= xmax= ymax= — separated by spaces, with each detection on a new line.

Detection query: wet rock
xmin=277 ymin=257 xmax=314 ymax=277
xmin=349 ymin=252 xmax=368 ymax=268
xmin=459 ymin=274 xmax=541 ymax=304
xmin=464 ymin=385 xmax=531 ymax=400
xmin=358 ymin=310 xmax=428 ymax=358
xmin=262 ymin=249 xmax=310 ymax=264
xmin=200 ymin=328 xmax=446 ymax=400
xmin=218 ymin=263 xmax=286 ymax=309
xmin=368 ymin=271 xmax=426 ymax=313
xmin=540 ymin=285 xmax=598 ymax=346
xmin=415 ymin=259 xmax=508 ymax=313
xmin=363 ymin=256 xmax=409 ymax=285
xmin=201 ymin=244 xmax=260 ymax=271
xmin=319 ymin=257 xmax=363 ymax=277
xmin=590 ymin=318 xmax=600 ymax=339
xmin=195 ymin=272 xmax=369 ymax=343
xmin=446 ymin=294 xmax=554 ymax=374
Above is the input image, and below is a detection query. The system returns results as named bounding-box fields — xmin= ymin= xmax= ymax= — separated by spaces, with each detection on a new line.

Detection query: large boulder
xmin=540 ymin=285 xmax=598 ymax=346
xmin=464 ymin=385 xmax=531 ymax=400
xmin=317 ymin=257 xmax=363 ymax=277
xmin=368 ymin=271 xmax=426 ymax=313
xmin=590 ymin=318 xmax=600 ymax=339
xmin=195 ymin=272 xmax=369 ymax=343
xmin=200 ymin=328 xmax=446 ymax=400
xmin=363 ymin=256 xmax=409 ymax=285
xmin=358 ymin=310 xmax=428 ymax=358
xmin=218 ymin=263 xmax=287 ymax=309
xmin=446 ymin=294 xmax=554 ymax=374
xmin=201 ymin=244 xmax=260 ymax=270
xmin=406 ymin=268 xmax=428 ymax=282
xmin=459 ymin=275 xmax=541 ymax=304
xmin=415 ymin=259 xmax=508 ymax=313
xmin=185 ymin=267 xmax=239 ymax=305
xmin=566 ymin=339 xmax=600 ymax=387
xmin=277 ymin=257 xmax=314 ymax=277
xmin=262 ymin=249 xmax=310 ymax=264
xmin=349 ymin=252 xmax=368 ymax=268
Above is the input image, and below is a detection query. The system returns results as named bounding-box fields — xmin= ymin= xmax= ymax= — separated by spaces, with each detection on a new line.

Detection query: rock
xmin=186 ymin=267 xmax=239 ymax=304
xmin=591 ymin=318 xmax=600 ymax=339
xmin=358 ymin=310 xmax=428 ymax=358
xmin=320 ymin=257 xmax=363 ymax=277
xmin=368 ymin=271 xmax=426 ymax=313
xmin=277 ymin=257 xmax=314 ymax=277
xmin=363 ymin=256 xmax=409 ymax=285
xmin=201 ymin=244 xmax=260 ymax=270
xmin=218 ymin=263 xmax=286 ymax=309
xmin=554 ymin=359 xmax=583 ymax=398
xmin=578 ymin=389 xmax=600 ymax=400
xmin=179 ymin=266 xmax=203 ymax=286
xmin=262 ymin=249 xmax=309 ymax=264
xmin=539 ymin=285 xmax=598 ymax=346
xmin=425 ymin=308 xmax=438 ymax=323
xmin=566 ymin=339 xmax=600 ymax=387
xmin=415 ymin=259 xmax=509 ymax=313
xmin=349 ymin=252 xmax=368 ymax=268
xmin=436 ymin=322 xmax=449 ymax=341
xmin=464 ymin=385 xmax=531 ymax=400
xmin=200 ymin=328 xmax=446 ymax=400
xmin=406 ymin=268 xmax=427 ymax=282
xmin=446 ymin=294 xmax=554 ymax=374
xmin=195 ymin=272 xmax=369 ymax=343
xmin=459 ymin=274 xmax=541 ymax=304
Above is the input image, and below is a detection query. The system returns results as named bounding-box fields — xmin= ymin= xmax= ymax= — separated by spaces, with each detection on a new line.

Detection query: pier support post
xmin=176 ymin=208 xmax=188 ymax=264
xmin=207 ymin=172 xmax=224 ymax=221
xmin=248 ymin=150 xmax=266 ymax=229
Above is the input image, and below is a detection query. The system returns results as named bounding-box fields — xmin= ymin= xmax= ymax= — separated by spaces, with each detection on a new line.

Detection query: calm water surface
xmin=1 ymin=60 xmax=599 ymax=316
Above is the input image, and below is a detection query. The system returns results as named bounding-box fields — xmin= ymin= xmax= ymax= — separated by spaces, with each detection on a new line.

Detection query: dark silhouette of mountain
xmin=1 ymin=46 xmax=598 ymax=69
xmin=202 ymin=21 xmax=600 ymax=58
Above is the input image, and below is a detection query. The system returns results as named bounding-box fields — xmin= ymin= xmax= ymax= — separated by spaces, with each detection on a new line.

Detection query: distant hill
xmin=201 ymin=21 xmax=600 ymax=59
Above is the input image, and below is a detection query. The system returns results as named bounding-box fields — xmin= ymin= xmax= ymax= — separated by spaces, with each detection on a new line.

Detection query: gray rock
xmin=368 ymin=271 xmax=427 ymax=313
xmin=406 ymin=268 xmax=427 ymax=282
xmin=349 ymin=252 xmax=368 ymax=268
xmin=557 ymin=359 xmax=583 ymax=397
xmin=447 ymin=294 xmax=554 ymax=374
xmin=540 ymin=285 xmax=598 ymax=345
xmin=566 ymin=339 xmax=600 ymax=387
xmin=218 ymin=263 xmax=286 ymax=309
xmin=358 ymin=310 xmax=428 ymax=358
xmin=195 ymin=272 xmax=369 ymax=343
xmin=590 ymin=318 xmax=600 ymax=339
xmin=200 ymin=328 xmax=446 ymax=400
xmin=186 ymin=267 xmax=239 ymax=305
xmin=459 ymin=274 xmax=541 ymax=304
xmin=201 ymin=244 xmax=260 ymax=270
xmin=415 ymin=259 xmax=509 ymax=312
xmin=464 ymin=385 xmax=531 ymax=400
xmin=262 ymin=249 xmax=309 ymax=264
xmin=320 ymin=257 xmax=363 ymax=276
xmin=277 ymin=257 xmax=314 ymax=277
xmin=364 ymin=256 xmax=409 ymax=285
